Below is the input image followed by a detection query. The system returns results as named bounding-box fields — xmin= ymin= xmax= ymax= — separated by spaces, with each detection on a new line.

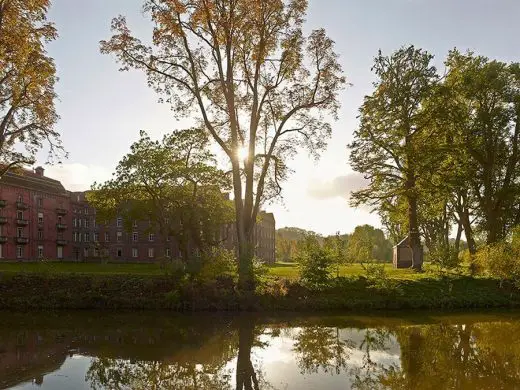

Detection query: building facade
xmin=0 ymin=167 xmax=276 ymax=263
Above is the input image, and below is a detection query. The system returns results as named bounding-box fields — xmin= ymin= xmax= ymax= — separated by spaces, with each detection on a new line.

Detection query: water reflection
xmin=1 ymin=312 xmax=520 ymax=389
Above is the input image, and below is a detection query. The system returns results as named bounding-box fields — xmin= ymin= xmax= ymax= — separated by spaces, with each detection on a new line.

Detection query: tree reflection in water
xmin=293 ymin=326 xmax=355 ymax=375
xmin=4 ymin=313 xmax=520 ymax=389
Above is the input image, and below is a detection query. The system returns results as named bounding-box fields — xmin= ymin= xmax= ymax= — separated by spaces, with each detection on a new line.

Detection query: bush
xmin=429 ymin=244 xmax=462 ymax=273
xmin=297 ymin=234 xmax=333 ymax=289
xmin=193 ymin=247 xmax=237 ymax=284
xmin=475 ymin=242 xmax=520 ymax=288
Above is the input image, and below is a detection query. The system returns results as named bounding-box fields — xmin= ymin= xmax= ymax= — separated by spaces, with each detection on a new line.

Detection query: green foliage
xmin=276 ymin=227 xmax=322 ymax=262
xmin=475 ymin=242 xmax=520 ymax=288
xmin=88 ymin=129 xmax=234 ymax=261
xmin=428 ymin=244 xmax=462 ymax=272
xmin=190 ymin=247 xmax=237 ymax=284
xmin=297 ymin=234 xmax=334 ymax=289
xmin=347 ymin=225 xmax=392 ymax=263
xmin=324 ymin=232 xmax=348 ymax=276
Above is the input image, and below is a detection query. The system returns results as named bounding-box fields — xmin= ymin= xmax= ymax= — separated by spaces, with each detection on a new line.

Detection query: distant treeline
xmin=276 ymin=225 xmax=393 ymax=263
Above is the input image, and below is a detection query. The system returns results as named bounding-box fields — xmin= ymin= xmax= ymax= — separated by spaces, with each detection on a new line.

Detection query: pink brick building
xmin=0 ymin=167 xmax=276 ymax=263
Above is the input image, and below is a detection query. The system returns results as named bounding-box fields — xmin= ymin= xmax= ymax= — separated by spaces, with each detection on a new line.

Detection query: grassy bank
xmin=0 ymin=261 xmax=436 ymax=279
xmin=0 ymin=262 xmax=519 ymax=311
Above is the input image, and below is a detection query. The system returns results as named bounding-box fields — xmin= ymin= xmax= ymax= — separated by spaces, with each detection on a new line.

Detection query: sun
xmin=237 ymin=146 xmax=249 ymax=161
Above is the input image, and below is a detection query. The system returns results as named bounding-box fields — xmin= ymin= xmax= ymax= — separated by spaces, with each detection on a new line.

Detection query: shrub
xmin=193 ymin=247 xmax=237 ymax=284
xmin=297 ymin=234 xmax=333 ymax=289
xmin=475 ymin=242 xmax=520 ymax=288
xmin=429 ymin=244 xmax=462 ymax=273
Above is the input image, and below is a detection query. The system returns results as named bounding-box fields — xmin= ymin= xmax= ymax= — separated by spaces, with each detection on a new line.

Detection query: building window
xmin=84 ymin=208 xmax=88 ymax=215
xmin=132 ymin=248 xmax=138 ymax=258
xmin=94 ymin=248 xmax=99 ymax=257
xmin=148 ymin=248 xmax=154 ymax=258
xmin=78 ymin=218 xmax=82 ymax=227
xmin=165 ymin=248 xmax=171 ymax=258
xmin=117 ymin=231 xmax=122 ymax=242
xmin=17 ymin=195 xmax=22 ymax=203
xmin=116 ymin=217 xmax=123 ymax=227
xmin=37 ymin=198 xmax=43 ymax=207
xmin=16 ymin=246 xmax=23 ymax=258
xmin=38 ymin=230 xmax=44 ymax=240
xmin=166 ymin=236 xmax=170 ymax=242
xmin=73 ymin=218 xmax=77 ymax=227
xmin=105 ymin=232 xmax=110 ymax=242
xmin=132 ymin=232 xmax=138 ymax=242
xmin=78 ymin=232 xmax=82 ymax=242
xmin=133 ymin=220 xmax=138 ymax=227
xmin=83 ymin=247 xmax=88 ymax=258
xmin=84 ymin=233 xmax=90 ymax=242
xmin=16 ymin=210 xmax=23 ymax=220
xmin=149 ymin=233 xmax=155 ymax=242
xmin=38 ymin=245 xmax=44 ymax=258
xmin=73 ymin=232 xmax=77 ymax=242
xmin=84 ymin=219 xmax=89 ymax=228
xmin=94 ymin=232 xmax=99 ymax=242
xmin=117 ymin=248 xmax=122 ymax=257
xmin=57 ymin=216 xmax=62 ymax=224
xmin=17 ymin=227 xmax=23 ymax=238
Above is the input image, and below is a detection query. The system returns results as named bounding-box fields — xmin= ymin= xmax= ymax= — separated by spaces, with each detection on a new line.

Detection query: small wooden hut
xmin=393 ymin=235 xmax=424 ymax=269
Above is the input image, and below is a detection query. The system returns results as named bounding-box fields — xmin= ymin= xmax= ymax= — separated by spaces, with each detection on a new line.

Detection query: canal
xmin=1 ymin=310 xmax=520 ymax=389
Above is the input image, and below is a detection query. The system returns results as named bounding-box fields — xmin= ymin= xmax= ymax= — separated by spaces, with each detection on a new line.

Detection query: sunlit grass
xmin=267 ymin=261 xmax=465 ymax=280
xmin=0 ymin=260 xmax=467 ymax=280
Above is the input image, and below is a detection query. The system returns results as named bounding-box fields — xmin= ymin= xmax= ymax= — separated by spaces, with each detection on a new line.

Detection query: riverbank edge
xmin=1 ymin=273 xmax=520 ymax=311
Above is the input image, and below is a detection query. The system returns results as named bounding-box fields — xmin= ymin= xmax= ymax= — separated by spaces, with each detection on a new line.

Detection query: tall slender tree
xmin=349 ymin=46 xmax=439 ymax=269
xmin=101 ymin=0 xmax=346 ymax=289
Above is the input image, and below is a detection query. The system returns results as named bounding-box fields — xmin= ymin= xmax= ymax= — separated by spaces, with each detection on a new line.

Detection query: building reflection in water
xmin=1 ymin=312 xmax=520 ymax=389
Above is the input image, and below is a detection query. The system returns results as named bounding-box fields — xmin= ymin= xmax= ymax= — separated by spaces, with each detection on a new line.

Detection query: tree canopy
xmin=0 ymin=0 xmax=64 ymax=175
xmin=101 ymin=0 xmax=346 ymax=288
xmin=88 ymin=129 xmax=234 ymax=261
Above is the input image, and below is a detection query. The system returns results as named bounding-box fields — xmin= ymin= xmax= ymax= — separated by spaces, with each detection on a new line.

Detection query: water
xmin=1 ymin=311 xmax=520 ymax=389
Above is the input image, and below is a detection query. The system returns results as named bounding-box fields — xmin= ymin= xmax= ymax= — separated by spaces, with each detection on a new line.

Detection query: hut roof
xmin=394 ymin=236 xmax=410 ymax=248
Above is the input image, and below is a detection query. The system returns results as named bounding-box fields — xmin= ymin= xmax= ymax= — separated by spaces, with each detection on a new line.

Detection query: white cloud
xmin=307 ymin=173 xmax=369 ymax=200
xmin=44 ymin=163 xmax=112 ymax=192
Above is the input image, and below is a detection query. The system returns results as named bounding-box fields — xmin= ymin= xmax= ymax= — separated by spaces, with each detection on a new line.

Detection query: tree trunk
xmin=454 ymin=220 xmax=463 ymax=253
xmin=237 ymin=234 xmax=255 ymax=291
xmin=406 ymin=189 xmax=422 ymax=270
xmin=457 ymin=193 xmax=476 ymax=255
xmin=236 ymin=319 xmax=259 ymax=390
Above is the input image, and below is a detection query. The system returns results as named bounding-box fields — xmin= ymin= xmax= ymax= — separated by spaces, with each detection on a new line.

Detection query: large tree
xmin=0 ymin=0 xmax=64 ymax=175
xmin=443 ymin=50 xmax=520 ymax=245
xmin=101 ymin=0 xmax=346 ymax=289
xmin=349 ymin=46 xmax=439 ymax=269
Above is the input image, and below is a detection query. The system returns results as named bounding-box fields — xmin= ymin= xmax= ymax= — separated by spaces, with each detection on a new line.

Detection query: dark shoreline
xmin=2 ymin=272 xmax=520 ymax=311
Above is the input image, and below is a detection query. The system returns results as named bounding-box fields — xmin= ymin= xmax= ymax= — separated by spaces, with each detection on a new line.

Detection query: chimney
xmin=34 ymin=166 xmax=44 ymax=177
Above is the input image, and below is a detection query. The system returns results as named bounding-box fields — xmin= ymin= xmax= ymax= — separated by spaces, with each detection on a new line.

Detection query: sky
xmin=40 ymin=0 xmax=520 ymax=236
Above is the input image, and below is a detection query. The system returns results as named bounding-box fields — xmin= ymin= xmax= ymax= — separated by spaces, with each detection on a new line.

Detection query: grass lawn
xmin=267 ymin=261 xmax=448 ymax=280
xmin=0 ymin=260 xmax=454 ymax=280
xmin=0 ymin=261 xmax=165 ymax=275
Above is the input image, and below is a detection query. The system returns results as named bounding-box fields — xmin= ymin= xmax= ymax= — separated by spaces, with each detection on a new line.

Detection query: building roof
xmin=0 ymin=167 xmax=68 ymax=196
xmin=394 ymin=236 xmax=410 ymax=248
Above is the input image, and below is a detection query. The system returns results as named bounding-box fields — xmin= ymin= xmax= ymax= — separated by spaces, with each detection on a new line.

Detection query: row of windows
xmin=72 ymin=232 xmax=159 ymax=243
xmin=0 ymin=244 xmax=63 ymax=259
xmin=73 ymin=218 xmax=95 ymax=228
xmin=73 ymin=207 xmax=90 ymax=215
xmin=77 ymin=247 xmax=173 ymax=259
xmin=14 ymin=195 xmax=65 ymax=209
